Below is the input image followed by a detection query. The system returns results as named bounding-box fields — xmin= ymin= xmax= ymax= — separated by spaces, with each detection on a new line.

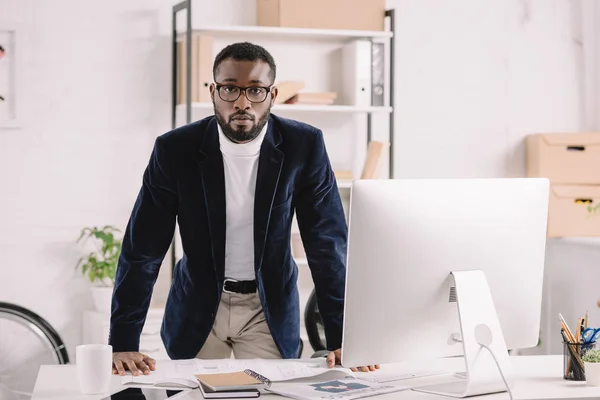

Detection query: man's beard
xmin=214 ymin=105 xmax=270 ymax=143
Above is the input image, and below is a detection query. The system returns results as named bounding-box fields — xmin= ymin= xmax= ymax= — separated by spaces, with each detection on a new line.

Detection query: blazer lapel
xmin=198 ymin=118 xmax=226 ymax=283
xmin=254 ymin=120 xmax=284 ymax=273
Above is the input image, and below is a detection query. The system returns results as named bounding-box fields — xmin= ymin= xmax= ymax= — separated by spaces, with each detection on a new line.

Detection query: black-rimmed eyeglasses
xmin=215 ymin=83 xmax=272 ymax=103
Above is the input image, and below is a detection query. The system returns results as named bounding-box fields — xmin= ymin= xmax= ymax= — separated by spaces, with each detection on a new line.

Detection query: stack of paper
xmin=121 ymin=358 xmax=358 ymax=389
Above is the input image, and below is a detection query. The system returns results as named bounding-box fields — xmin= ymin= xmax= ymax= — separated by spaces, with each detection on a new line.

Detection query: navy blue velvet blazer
xmin=108 ymin=114 xmax=348 ymax=359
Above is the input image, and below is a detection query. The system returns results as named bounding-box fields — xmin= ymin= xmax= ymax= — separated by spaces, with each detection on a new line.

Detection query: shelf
xmin=551 ymin=237 xmax=600 ymax=247
xmin=177 ymin=102 xmax=392 ymax=114
xmin=181 ymin=25 xmax=393 ymax=41
xmin=337 ymin=180 xmax=353 ymax=189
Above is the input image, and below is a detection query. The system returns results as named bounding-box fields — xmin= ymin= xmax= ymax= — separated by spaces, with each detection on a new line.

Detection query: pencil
xmin=559 ymin=313 xmax=575 ymax=341
xmin=585 ymin=310 xmax=589 ymax=330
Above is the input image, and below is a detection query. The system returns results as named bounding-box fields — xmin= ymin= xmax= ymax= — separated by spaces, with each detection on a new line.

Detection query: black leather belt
xmin=223 ymin=278 xmax=257 ymax=294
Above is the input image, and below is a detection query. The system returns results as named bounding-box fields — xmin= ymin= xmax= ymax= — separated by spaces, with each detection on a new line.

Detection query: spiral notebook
xmin=195 ymin=369 xmax=271 ymax=392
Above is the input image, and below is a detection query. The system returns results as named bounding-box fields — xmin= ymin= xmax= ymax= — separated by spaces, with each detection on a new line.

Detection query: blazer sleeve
xmin=294 ymin=130 xmax=348 ymax=351
xmin=108 ymin=136 xmax=178 ymax=352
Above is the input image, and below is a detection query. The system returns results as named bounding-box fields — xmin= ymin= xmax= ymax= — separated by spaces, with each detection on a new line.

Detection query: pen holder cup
xmin=563 ymin=341 xmax=596 ymax=381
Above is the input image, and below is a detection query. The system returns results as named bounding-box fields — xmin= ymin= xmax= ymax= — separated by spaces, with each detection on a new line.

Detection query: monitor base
xmin=413 ymin=270 xmax=514 ymax=398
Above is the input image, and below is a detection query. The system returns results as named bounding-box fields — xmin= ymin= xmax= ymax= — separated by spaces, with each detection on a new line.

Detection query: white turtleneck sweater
xmin=217 ymin=123 xmax=268 ymax=281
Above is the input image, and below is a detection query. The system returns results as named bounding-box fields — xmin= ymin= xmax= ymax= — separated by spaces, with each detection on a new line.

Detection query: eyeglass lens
xmin=218 ymin=85 xmax=268 ymax=103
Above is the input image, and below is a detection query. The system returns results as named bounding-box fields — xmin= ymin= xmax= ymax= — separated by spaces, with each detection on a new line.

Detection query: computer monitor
xmin=340 ymin=178 xmax=549 ymax=397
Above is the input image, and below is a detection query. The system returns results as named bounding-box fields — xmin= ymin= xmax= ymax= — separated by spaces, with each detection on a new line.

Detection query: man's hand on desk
xmin=327 ymin=349 xmax=380 ymax=372
xmin=112 ymin=352 xmax=156 ymax=376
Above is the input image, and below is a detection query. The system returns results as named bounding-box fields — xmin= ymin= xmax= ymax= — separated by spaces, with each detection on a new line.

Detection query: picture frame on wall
xmin=0 ymin=22 xmax=21 ymax=129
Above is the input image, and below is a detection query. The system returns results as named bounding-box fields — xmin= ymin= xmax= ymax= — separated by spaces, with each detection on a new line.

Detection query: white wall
xmin=0 ymin=0 xmax=598 ymax=361
xmin=388 ymin=0 xmax=600 ymax=355
xmin=581 ymin=0 xmax=600 ymax=131
xmin=0 ymin=0 xmax=174 ymax=357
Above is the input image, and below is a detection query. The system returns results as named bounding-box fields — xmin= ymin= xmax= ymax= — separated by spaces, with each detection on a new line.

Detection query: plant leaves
xmin=77 ymin=225 xmax=123 ymax=283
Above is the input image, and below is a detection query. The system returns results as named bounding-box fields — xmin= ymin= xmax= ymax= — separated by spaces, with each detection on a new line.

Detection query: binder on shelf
xmin=178 ymin=33 xmax=213 ymax=105
xmin=371 ymin=42 xmax=385 ymax=107
xmin=340 ymin=40 xmax=372 ymax=107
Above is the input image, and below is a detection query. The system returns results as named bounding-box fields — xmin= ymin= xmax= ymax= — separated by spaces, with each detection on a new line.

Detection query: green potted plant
xmin=76 ymin=225 xmax=122 ymax=312
xmin=587 ymin=203 xmax=600 ymax=216
xmin=582 ymin=348 xmax=600 ymax=386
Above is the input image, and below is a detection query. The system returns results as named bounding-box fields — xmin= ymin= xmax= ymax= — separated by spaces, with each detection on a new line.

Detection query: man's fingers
xmin=136 ymin=360 xmax=151 ymax=375
xmin=326 ymin=352 xmax=336 ymax=367
xmin=350 ymin=364 xmax=380 ymax=373
xmin=126 ymin=359 xmax=140 ymax=376
xmin=114 ymin=360 xmax=126 ymax=376
xmin=144 ymin=356 xmax=157 ymax=371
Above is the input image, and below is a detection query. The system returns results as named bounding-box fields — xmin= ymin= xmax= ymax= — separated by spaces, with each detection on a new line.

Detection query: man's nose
xmin=234 ymin=91 xmax=251 ymax=110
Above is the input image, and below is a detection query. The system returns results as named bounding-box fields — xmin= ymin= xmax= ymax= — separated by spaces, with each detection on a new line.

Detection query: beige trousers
xmin=196 ymin=291 xmax=283 ymax=359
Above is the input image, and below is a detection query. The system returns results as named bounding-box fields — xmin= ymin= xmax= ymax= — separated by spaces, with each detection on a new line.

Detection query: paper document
xmin=355 ymin=369 xmax=447 ymax=383
xmin=198 ymin=358 xmax=355 ymax=383
xmin=266 ymin=378 xmax=409 ymax=400
xmin=121 ymin=358 xmax=355 ymax=387
xmin=121 ymin=359 xmax=200 ymax=388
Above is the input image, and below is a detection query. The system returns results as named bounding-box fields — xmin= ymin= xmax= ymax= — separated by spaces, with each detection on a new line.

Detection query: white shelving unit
xmin=176 ymin=102 xmax=392 ymax=114
xmin=169 ymin=0 xmax=395 ymax=358
xmin=172 ymin=1 xmax=396 ymax=173
xmin=551 ymin=237 xmax=600 ymax=247
xmin=177 ymin=24 xmax=393 ymax=40
xmin=171 ymin=0 xmax=395 ymax=274
xmin=337 ymin=180 xmax=353 ymax=189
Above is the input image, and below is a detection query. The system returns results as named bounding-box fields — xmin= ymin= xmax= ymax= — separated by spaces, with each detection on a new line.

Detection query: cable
xmin=479 ymin=343 xmax=514 ymax=400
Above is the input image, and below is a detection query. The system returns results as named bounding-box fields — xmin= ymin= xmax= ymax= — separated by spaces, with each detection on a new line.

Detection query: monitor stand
xmin=412 ymin=270 xmax=514 ymax=398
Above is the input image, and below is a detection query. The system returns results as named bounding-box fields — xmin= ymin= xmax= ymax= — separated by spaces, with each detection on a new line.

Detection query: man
xmin=108 ymin=42 xmax=377 ymax=375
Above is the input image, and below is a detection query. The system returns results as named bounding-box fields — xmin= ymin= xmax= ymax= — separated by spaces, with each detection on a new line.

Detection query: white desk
xmin=30 ymin=355 xmax=600 ymax=400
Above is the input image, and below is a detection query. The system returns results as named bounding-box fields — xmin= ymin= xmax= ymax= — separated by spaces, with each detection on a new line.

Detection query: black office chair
xmin=304 ymin=289 xmax=330 ymax=358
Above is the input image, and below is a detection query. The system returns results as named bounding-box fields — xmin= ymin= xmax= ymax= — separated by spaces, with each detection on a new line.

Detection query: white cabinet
xmin=82 ymin=308 xmax=169 ymax=360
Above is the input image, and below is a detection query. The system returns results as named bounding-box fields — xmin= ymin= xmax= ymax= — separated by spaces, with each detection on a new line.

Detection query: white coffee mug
xmin=76 ymin=344 xmax=113 ymax=394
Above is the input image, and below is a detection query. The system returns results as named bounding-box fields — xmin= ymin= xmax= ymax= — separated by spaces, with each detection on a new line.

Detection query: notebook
xmin=198 ymin=382 xmax=260 ymax=398
xmin=195 ymin=369 xmax=271 ymax=392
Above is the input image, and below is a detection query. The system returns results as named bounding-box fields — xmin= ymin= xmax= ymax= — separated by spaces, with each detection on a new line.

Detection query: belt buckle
xmin=223 ymin=278 xmax=237 ymax=294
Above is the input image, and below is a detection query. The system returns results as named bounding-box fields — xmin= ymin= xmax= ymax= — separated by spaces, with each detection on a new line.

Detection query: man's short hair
xmin=213 ymin=42 xmax=276 ymax=83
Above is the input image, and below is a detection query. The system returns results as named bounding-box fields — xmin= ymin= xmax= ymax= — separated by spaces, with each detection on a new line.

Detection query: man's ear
xmin=209 ymin=83 xmax=216 ymax=100
xmin=270 ymin=86 xmax=278 ymax=106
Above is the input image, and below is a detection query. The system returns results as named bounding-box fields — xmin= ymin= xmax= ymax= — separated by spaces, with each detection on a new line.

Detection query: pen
xmin=559 ymin=313 xmax=575 ymax=342
xmin=576 ymin=318 xmax=582 ymax=344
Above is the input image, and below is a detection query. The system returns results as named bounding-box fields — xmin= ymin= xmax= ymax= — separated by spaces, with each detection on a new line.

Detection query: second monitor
xmin=340 ymin=178 xmax=549 ymax=398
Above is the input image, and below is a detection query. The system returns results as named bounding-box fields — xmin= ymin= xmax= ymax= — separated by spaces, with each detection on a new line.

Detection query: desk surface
xmin=30 ymin=355 xmax=600 ymax=400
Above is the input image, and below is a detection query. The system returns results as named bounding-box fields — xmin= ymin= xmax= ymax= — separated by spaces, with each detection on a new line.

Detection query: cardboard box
xmin=526 ymin=133 xmax=600 ymax=184
xmin=547 ymin=185 xmax=600 ymax=237
xmin=177 ymin=34 xmax=213 ymax=105
xmin=257 ymin=0 xmax=386 ymax=31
